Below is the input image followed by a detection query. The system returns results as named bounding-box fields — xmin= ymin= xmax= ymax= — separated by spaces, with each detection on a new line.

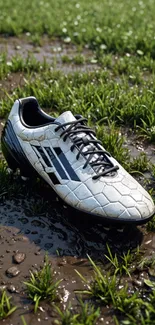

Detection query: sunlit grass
xmin=24 ymin=255 xmax=62 ymax=312
xmin=75 ymin=255 xmax=118 ymax=304
xmin=55 ymin=300 xmax=100 ymax=325
xmin=1 ymin=0 xmax=155 ymax=58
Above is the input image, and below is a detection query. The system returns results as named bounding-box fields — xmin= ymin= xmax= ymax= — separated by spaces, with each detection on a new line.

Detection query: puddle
xmin=124 ymin=130 xmax=155 ymax=164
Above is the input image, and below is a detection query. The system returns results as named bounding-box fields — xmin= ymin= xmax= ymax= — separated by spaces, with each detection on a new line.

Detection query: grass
xmin=147 ymin=215 xmax=155 ymax=231
xmin=1 ymin=0 xmax=155 ymax=58
xmin=0 ymin=53 xmax=45 ymax=80
xmin=0 ymin=291 xmax=17 ymax=319
xmin=0 ymin=66 xmax=155 ymax=143
xmin=104 ymin=245 xmax=142 ymax=276
xmin=75 ymin=255 xmax=118 ymax=304
xmin=128 ymin=152 xmax=150 ymax=174
xmin=55 ymin=300 xmax=100 ymax=325
xmin=21 ymin=316 xmax=27 ymax=325
xmin=75 ymin=255 xmax=155 ymax=324
xmin=24 ymin=255 xmax=62 ymax=312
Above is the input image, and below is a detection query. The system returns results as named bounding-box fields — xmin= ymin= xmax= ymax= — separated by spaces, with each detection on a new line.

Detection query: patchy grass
xmin=1 ymin=67 xmax=155 ymax=144
xmin=75 ymin=255 xmax=118 ymax=304
xmin=0 ymin=53 xmax=45 ymax=80
xmin=0 ymin=291 xmax=17 ymax=320
xmin=104 ymin=245 xmax=141 ymax=276
xmin=129 ymin=152 xmax=150 ymax=174
xmin=147 ymin=215 xmax=155 ymax=232
xmin=75 ymin=255 xmax=155 ymax=324
xmin=55 ymin=300 xmax=100 ymax=325
xmin=1 ymin=0 xmax=155 ymax=58
xmin=24 ymin=255 xmax=62 ymax=312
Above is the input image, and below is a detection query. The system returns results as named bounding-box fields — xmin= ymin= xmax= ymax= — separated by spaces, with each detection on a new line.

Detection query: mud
xmin=0 ymin=36 xmax=99 ymax=73
xmin=124 ymin=129 xmax=155 ymax=164
xmin=0 ymin=191 xmax=146 ymax=325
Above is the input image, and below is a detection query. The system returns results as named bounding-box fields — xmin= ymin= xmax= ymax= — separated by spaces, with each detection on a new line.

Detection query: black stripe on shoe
xmin=48 ymin=172 xmax=60 ymax=185
xmin=54 ymin=147 xmax=80 ymax=182
xmin=45 ymin=147 xmax=69 ymax=180
xmin=32 ymin=145 xmax=52 ymax=167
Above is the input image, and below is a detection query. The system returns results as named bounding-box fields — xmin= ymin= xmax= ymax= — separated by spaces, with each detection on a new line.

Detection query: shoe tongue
xmin=55 ymin=111 xmax=76 ymax=125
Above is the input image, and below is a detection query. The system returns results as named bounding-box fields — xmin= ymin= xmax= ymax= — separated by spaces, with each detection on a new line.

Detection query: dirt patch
xmin=123 ymin=130 xmax=155 ymax=164
xmin=0 ymin=72 xmax=25 ymax=98
xmin=0 ymin=36 xmax=99 ymax=73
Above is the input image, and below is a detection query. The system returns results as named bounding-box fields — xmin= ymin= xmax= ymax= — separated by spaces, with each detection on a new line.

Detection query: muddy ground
xmin=0 ymin=36 xmax=155 ymax=325
xmin=0 ymin=36 xmax=99 ymax=73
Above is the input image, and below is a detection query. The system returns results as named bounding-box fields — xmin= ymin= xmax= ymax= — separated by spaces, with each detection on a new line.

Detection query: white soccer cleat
xmin=1 ymin=96 xmax=155 ymax=224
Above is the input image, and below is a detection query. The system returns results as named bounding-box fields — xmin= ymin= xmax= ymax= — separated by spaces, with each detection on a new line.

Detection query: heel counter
xmin=8 ymin=100 xmax=20 ymax=121
xmin=1 ymin=120 xmax=35 ymax=176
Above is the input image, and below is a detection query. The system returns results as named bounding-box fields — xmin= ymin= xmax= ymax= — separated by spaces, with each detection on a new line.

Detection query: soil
xmin=0 ymin=72 xmax=25 ymax=98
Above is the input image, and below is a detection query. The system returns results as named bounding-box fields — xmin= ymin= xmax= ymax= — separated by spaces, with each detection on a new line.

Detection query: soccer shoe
xmin=1 ymin=96 xmax=155 ymax=225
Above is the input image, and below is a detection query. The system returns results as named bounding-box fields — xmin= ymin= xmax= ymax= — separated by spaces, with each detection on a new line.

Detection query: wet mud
xmin=0 ymin=190 xmax=147 ymax=325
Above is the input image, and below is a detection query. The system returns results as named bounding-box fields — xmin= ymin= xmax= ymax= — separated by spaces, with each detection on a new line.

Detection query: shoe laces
xmin=55 ymin=117 xmax=119 ymax=180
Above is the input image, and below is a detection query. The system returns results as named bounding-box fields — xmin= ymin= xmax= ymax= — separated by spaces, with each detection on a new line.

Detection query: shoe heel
xmin=2 ymin=120 xmax=37 ymax=179
xmin=1 ymin=137 xmax=19 ymax=172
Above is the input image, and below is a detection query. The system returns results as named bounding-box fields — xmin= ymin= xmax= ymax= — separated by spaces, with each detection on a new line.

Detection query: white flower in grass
xmin=151 ymin=126 xmax=155 ymax=134
xmin=100 ymin=44 xmax=107 ymax=50
xmin=62 ymin=28 xmax=67 ymax=33
xmin=96 ymin=27 xmax=102 ymax=33
xmin=64 ymin=37 xmax=71 ymax=43
xmin=7 ymin=61 xmax=12 ymax=66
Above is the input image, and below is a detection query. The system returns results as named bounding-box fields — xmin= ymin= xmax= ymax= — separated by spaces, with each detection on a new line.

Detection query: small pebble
xmin=15 ymin=235 xmax=29 ymax=242
xmin=7 ymin=285 xmax=18 ymax=293
xmin=132 ymin=278 xmax=144 ymax=287
xmin=6 ymin=266 xmax=20 ymax=277
xmin=13 ymin=252 xmax=26 ymax=264
xmin=35 ymin=251 xmax=41 ymax=255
